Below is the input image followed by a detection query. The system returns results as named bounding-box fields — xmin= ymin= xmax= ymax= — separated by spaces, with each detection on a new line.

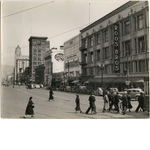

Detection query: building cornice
xmin=80 ymin=1 xmax=138 ymax=33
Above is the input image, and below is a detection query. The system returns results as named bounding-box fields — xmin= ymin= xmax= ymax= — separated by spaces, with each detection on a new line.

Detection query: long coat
xmin=127 ymin=94 xmax=132 ymax=109
xmin=49 ymin=90 xmax=54 ymax=99
xmin=25 ymin=99 xmax=34 ymax=115
xmin=75 ymin=97 xmax=81 ymax=111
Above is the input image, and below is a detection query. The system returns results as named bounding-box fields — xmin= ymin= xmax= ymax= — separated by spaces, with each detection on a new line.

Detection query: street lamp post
xmin=99 ymin=64 xmax=105 ymax=87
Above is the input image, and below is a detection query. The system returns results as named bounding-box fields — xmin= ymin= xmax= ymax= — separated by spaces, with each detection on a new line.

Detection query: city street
xmin=1 ymin=85 xmax=149 ymax=119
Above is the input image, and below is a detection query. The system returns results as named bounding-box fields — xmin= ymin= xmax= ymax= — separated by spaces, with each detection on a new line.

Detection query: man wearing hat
xmin=135 ymin=92 xmax=145 ymax=112
xmin=86 ymin=92 xmax=97 ymax=114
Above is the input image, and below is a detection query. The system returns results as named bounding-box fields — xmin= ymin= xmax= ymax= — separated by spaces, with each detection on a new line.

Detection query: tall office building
xmin=28 ymin=36 xmax=50 ymax=81
xmin=14 ymin=45 xmax=29 ymax=83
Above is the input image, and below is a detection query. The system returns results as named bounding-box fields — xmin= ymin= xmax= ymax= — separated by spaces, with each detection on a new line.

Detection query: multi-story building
xmin=50 ymin=46 xmax=64 ymax=87
xmin=28 ymin=36 xmax=50 ymax=82
xmin=35 ymin=64 xmax=45 ymax=84
xmin=14 ymin=45 xmax=29 ymax=83
xmin=64 ymin=34 xmax=81 ymax=84
xmin=80 ymin=1 xmax=149 ymax=91
xmin=44 ymin=49 xmax=52 ymax=86
xmin=16 ymin=59 xmax=29 ymax=82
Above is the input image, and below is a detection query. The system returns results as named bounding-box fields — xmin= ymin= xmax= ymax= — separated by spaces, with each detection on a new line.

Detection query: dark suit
xmin=86 ymin=95 xmax=96 ymax=114
xmin=135 ymin=94 xmax=145 ymax=112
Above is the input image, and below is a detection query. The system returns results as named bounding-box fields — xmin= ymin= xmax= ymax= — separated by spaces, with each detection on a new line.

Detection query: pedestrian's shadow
xmin=20 ymin=116 xmax=33 ymax=119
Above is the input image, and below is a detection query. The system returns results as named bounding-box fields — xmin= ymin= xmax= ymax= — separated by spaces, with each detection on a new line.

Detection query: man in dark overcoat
xmin=135 ymin=92 xmax=145 ymax=112
xmin=86 ymin=92 xmax=96 ymax=114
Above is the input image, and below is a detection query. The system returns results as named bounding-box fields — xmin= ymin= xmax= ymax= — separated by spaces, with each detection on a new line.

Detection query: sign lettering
xmin=114 ymin=24 xmax=120 ymax=73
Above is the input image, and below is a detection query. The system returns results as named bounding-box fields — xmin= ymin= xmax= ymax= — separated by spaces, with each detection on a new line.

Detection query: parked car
xmin=94 ymin=87 xmax=104 ymax=96
xmin=109 ymin=88 xmax=118 ymax=93
xmin=65 ymin=86 xmax=71 ymax=92
xmin=118 ymin=88 xmax=143 ymax=100
xmin=39 ymin=84 xmax=44 ymax=88
xmin=34 ymin=84 xmax=40 ymax=89
xmin=27 ymin=84 xmax=34 ymax=89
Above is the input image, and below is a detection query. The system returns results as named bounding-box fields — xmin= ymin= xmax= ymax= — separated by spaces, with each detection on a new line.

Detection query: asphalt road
xmin=1 ymin=85 xmax=149 ymax=119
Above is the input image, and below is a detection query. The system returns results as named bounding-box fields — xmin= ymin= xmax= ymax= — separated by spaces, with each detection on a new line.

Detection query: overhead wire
xmin=2 ymin=1 xmax=55 ymax=18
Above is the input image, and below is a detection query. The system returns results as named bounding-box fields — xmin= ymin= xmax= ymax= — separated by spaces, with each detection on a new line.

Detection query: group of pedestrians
xmin=103 ymin=90 xmax=132 ymax=115
xmin=75 ymin=90 xmax=145 ymax=115
xmin=23 ymin=88 xmax=145 ymax=118
xmin=75 ymin=92 xmax=97 ymax=114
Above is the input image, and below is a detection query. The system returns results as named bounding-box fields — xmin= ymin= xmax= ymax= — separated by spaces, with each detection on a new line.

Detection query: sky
xmin=1 ymin=0 xmax=128 ymax=66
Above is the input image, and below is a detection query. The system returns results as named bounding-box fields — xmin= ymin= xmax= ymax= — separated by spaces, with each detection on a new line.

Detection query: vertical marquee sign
xmin=114 ymin=24 xmax=120 ymax=73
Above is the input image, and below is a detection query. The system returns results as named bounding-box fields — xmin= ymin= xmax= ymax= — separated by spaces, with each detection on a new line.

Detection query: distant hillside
xmin=1 ymin=65 xmax=14 ymax=77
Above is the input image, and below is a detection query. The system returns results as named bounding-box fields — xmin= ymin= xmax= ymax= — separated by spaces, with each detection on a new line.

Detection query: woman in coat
xmin=127 ymin=91 xmax=132 ymax=112
xmin=49 ymin=88 xmax=54 ymax=101
xmin=102 ymin=91 xmax=109 ymax=112
xmin=24 ymin=97 xmax=34 ymax=118
xmin=75 ymin=95 xmax=82 ymax=113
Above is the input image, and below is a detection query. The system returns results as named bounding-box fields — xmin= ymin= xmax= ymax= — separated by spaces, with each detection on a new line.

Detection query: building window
xmin=89 ymin=36 xmax=93 ymax=47
xmin=38 ymin=58 xmax=41 ymax=61
xmin=89 ymin=67 xmax=94 ymax=75
xmin=34 ymin=49 xmax=37 ymax=52
xmin=76 ymin=71 xmax=80 ymax=77
xmin=84 ymin=53 xmax=87 ymax=63
xmin=70 ymin=71 xmax=74 ymax=77
xmin=33 ymin=57 xmax=36 ymax=61
xmin=146 ymin=59 xmax=149 ymax=71
xmin=125 ymin=41 xmax=131 ymax=56
xmin=124 ymin=20 xmax=130 ymax=35
xmin=104 ymin=30 xmax=108 ymax=42
xmin=104 ymin=47 xmax=109 ymax=59
xmin=138 ymin=14 xmax=144 ymax=29
xmin=134 ymin=61 xmax=137 ymax=72
xmin=138 ymin=37 xmax=145 ymax=53
xmin=134 ymin=17 xmax=136 ymax=31
xmin=82 ymin=39 xmax=87 ymax=48
xmin=139 ymin=60 xmax=145 ymax=72
xmin=96 ymin=34 xmax=100 ymax=45
xmin=97 ymin=49 xmax=100 ymax=61
xmin=33 ymin=62 xmax=36 ymax=65
xmin=90 ymin=52 xmax=93 ymax=62
xmin=105 ymin=65 xmax=111 ymax=74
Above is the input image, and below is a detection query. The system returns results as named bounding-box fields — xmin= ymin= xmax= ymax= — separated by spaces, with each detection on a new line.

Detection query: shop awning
xmin=89 ymin=77 xmax=145 ymax=83
xmin=84 ymin=80 xmax=89 ymax=84
xmin=72 ymin=80 xmax=79 ymax=83
xmin=89 ymin=78 xmax=115 ymax=83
